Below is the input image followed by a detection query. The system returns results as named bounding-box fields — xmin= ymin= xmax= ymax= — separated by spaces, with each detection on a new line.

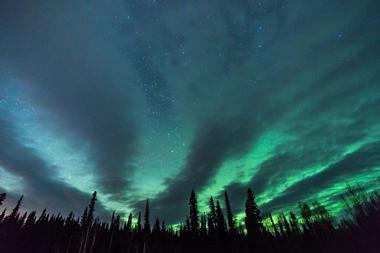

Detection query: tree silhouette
xmin=0 ymin=186 xmax=379 ymax=253
xmin=136 ymin=211 xmax=142 ymax=232
xmin=208 ymin=196 xmax=217 ymax=234
xmin=215 ymin=200 xmax=226 ymax=235
xmin=126 ymin=213 xmax=132 ymax=232
xmin=289 ymin=211 xmax=300 ymax=234
xmin=144 ymin=199 xmax=150 ymax=233
xmin=188 ymin=190 xmax=199 ymax=234
xmin=153 ymin=217 xmax=160 ymax=233
xmin=224 ymin=191 xmax=236 ymax=233
xmin=9 ymin=195 xmax=23 ymax=222
xmin=245 ymin=188 xmax=263 ymax=237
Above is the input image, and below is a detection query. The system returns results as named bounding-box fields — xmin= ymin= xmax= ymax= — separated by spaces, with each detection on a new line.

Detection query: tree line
xmin=0 ymin=185 xmax=379 ymax=253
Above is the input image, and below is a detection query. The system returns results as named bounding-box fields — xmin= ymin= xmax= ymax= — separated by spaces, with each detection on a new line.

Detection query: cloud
xmin=0 ymin=0 xmax=139 ymax=197
xmin=128 ymin=0 xmax=380 ymax=223
xmin=0 ymin=115 xmax=109 ymax=219
xmin=1 ymin=0 xmax=380 ymax=224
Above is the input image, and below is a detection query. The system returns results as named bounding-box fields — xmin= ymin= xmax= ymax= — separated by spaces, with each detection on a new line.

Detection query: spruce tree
xmin=137 ymin=212 xmax=142 ymax=232
xmin=9 ymin=195 xmax=23 ymax=221
xmin=87 ymin=191 xmax=97 ymax=226
xmin=208 ymin=196 xmax=216 ymax=233
xmin=189 ymin=189 xmax=199 ymax=233
xmin=200 ymin=214 xmax=207 ymax=236
xmin=299 ymin=203 xmax=312 ymax=231
xmin=289 ymin=212 xmax=300 ymax=234
xmin=224 ymin=191 xmax=236 ymax=233
xmin=281 ymin=212 xmax=291 ymax=236
xmin=215 ymin=200 xmax=226 ymax=234
xmin=245 ymin=188 xmax=263 ymax=237
xmin=144 ymin=199 xmax=151 ymax=233
xmin=80 ymin=207 xmax=88 ymax=228
xmin=161 ymin=220 xmax=166 ymax=232
xmin=153 ymin=217 xmax=160 ymax=233
xmin=126 ymin=213 xmax=132 ymax=232
xmin=268 ymin=213 xmax=280 ymax=238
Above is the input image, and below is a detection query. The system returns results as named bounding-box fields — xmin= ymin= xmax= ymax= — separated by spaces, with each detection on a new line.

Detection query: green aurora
xmin=0 ymin=0 xmax=380 ymax=224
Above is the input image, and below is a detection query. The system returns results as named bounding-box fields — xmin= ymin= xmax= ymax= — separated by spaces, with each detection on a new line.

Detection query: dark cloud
xmin=0 ymin=0 xmax=138 ymax=197
xmin=137 ymin=118 xmax=259 ymax=223
xmin=0 ymin=0 xmax=380 ymax=224
xmin=0 ymin=115 xmax=109 ymax=219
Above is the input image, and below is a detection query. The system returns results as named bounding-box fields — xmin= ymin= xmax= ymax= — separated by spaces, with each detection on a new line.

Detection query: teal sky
xmin=0 ymin=0 xmax=380 ymax=224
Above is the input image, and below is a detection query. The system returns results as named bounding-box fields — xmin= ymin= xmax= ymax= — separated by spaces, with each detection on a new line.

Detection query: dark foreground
xmin=0 ymin=186 xmax=379 ymax=253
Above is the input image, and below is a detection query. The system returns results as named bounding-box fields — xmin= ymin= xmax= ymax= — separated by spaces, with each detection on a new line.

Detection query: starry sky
xmin=0 ymin=0 xmax=380 ymax=224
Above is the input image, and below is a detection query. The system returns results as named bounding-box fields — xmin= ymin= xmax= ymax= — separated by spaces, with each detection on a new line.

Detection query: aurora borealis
xmin=0 ymin=0 xmax=380 ymax=224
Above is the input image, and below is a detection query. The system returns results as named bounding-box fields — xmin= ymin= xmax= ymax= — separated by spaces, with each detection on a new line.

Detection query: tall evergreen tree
xmin=280 ymin=212 xmax=291 ymax=236
xmin=9 ymin=195 xmax=23 ymax=221
xmin=153 ymin=217 xmax=160 ymax=233
xmin=137 ymin=212 xmax=142 ymax=232
xmin=224 ymin=191 xmax=236 ymax=233
xmin=24 ymin=211 xmax=36 ymax=229
xmin=268 ymin=213 xmax=280 ymax=238
xmin=200 ymin=214 xmax=207 ymax=236
xmin=215 ymin=200 xmax=226 ymax=234
xmin=87 ymin=191 xmax=97 ymax=226
xmin=144 ymin=199 xmax=151 ymax=233
xmin=37 ymin=209 xmax=47 ymax=223
xmin=289 ymin=212 xmax=300 ymax=234
xmin=80 ymin=207 xmax=88 ymax=228
xmin=208 ymin=196 xmax=216 ymax=233
xmin=189 ymin=189 xmax=199 ymax=234
xmin=245 ymin=188 xmax=263 ymax=237
xmin=161 ymin=220 xmax=166 ymax=232
xmin=126 ymin=213 xmax=132 ymax=232
xmin=299 ymin=203 xmax=312 ymax=231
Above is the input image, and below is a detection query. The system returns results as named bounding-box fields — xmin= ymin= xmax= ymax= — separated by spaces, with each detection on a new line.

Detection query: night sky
xmin=1 ymin=0 xmax=380 ymax=224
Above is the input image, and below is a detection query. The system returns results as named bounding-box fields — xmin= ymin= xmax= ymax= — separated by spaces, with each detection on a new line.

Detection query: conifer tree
xmin=268 ymin=213 xmax=280 ymax=238
xmin=144 ymin=199 xmax=151 ymax=233
xmin=19 ymin=211 xmax=27 ymax=226
xmin=81 ymin=207 xmax=88 ymax=228
xmin=245 ymin=188 xmax=263 ymax=237
xmin=299 ymin=203 xmax=312 ymax=231
xmin=189 ymin=189 xmax=199 ymax=233
xmin=115 ymin=214 xmax=120 ymax=231
xmin=9 ymin=195 xmax=23 ymax=221
xmin=87 ymin=191 xmax=97 ymax=226
xmin=161 ymin=220 xmax=166 ymax=232
xmin=126 ymin=213 xmax=132 ymax=232
xmin=280 ymin=212 xmax=291 ymax=236
xmin=224 ymin=191 xmax=236 ymax=233
xmin=277 ymin=214 xmax=285 ymax=237
xmin=137 ymin=212 xmax=142 ymax=232
xmin=24 ymin=211 xmax=36 ymax=229
xmin=185 ymin=216 xmax=191 ymax=233
xmin=200 ymin=214 xmax=207 ymax=236
xmin=289 ymin=212 xmax=300 ymax=234
xmin=38 ymin=209 xmax=47 ymax=224
xmin=208 ymin=196 xmax=216 ymax=233
xmin=153 ymin=217 xmax=160 ymax=233
xmin=215 ymin=200 xmax=226 ymax=234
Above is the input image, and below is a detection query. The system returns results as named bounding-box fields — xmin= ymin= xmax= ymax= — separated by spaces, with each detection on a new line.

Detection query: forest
xmin=0 ymin=186 xmax=379 ymax=253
